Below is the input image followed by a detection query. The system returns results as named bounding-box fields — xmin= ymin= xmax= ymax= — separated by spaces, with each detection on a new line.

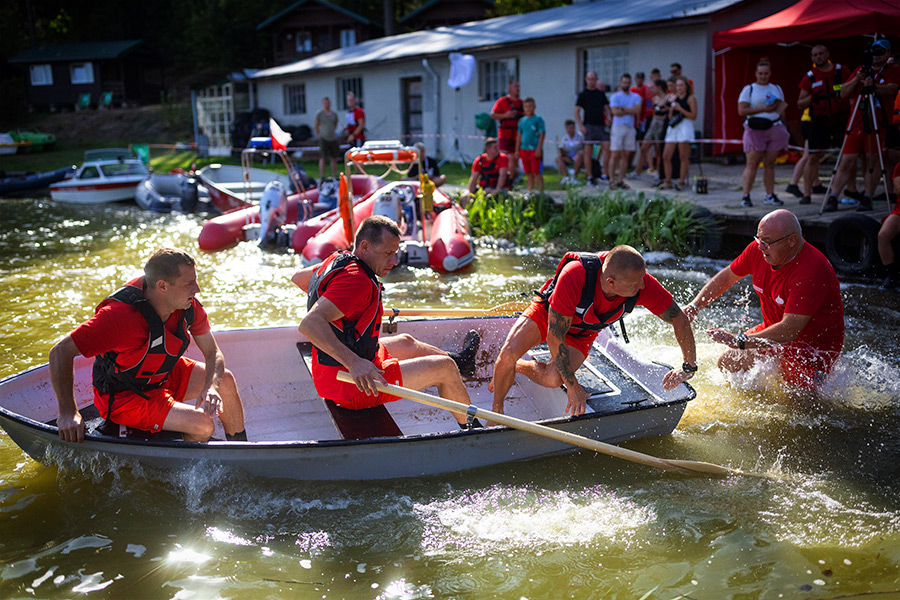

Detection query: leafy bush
xmin=471 ymin=188 xmax=712 ymax=255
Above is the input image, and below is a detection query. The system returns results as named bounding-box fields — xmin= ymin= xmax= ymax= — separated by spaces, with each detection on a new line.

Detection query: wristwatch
xmin=736 ymin=332 xmax=749 ymax=350
xmin=682 ymin=362 xmax=698 ymax=373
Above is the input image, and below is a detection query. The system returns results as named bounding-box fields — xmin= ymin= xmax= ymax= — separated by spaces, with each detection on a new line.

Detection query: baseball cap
xmin=872 ymin=39 xmax=891 ymax=52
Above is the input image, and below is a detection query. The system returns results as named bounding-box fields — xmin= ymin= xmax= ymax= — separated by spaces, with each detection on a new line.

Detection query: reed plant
xmin=468 ymin=188 xmax=713 ymax=255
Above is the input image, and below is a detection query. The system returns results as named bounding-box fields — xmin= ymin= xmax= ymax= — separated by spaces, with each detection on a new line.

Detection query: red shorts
xmin=498 ymin=135 xmax=516 ymax=154
xmin=94 ymin=357 xmax=197 ymax=432
xmin=313 ymin=343 xmax=403 ymax=410
xmin=519 ymin=149 xmax=543 ymax=174
xmin=523 ymin=300 xmax=595 ymax=358
xmin=841 ymin=130 xmax=885 ymax=155
xmin=746 ymin=324 xmax=838 ymax=389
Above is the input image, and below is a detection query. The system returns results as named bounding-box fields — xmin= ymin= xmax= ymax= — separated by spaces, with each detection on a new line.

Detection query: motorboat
xmin=135 ymin=172 xmax=209 ymax=213
xmin=48 ymin=148 xmax=150 ymax=204
xmin=196 ymin=174 xmax=384 ymax=252
xmin=0 ymin=315 xmax=696 ymax=482
xmin=195 ymin=148 xmax=316 ymax=213
xmin=301 ymin=141 xmax=475 ymax=273
xmin=0 ymin=166 xmax=76 ymax=197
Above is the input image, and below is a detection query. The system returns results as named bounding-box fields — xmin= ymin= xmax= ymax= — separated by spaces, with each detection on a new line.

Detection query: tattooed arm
xmin=658 ymin=300 xmax=698 ymax=390
xmin=547 ymin=307 xmax=589 ymax=416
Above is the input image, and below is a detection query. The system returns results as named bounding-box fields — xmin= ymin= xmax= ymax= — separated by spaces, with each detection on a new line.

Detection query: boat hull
xmin=49 ymin=178 xmax=145 ymax=203
xmin=0 ymin=319 xmax=694 ymax=482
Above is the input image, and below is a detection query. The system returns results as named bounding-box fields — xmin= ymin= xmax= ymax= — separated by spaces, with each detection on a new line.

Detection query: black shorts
xmin=807 ymin=117 xmax=846 ymax=152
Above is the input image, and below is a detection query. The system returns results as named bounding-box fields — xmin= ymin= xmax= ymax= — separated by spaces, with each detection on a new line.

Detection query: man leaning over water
xmin=684 ymin=210 xmax=844 ymax=388
xmin=49 ymin=247 xmax=247 ymax=443
xmin=490 ymin=245 xmax=698 ymax=417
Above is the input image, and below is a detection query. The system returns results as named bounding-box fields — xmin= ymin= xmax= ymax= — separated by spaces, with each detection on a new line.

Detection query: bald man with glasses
xmin=683 ymin=210 xmax=844 ymax=389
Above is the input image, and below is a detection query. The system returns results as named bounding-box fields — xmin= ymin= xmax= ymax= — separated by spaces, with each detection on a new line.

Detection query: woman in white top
xmin=737 ymin=59 xmax=790 ymax=207
xmin=661 ymin=77 xmax=697 ymax=191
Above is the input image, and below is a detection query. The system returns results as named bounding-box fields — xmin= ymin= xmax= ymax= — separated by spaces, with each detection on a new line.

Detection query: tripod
xmin=819 ymin=86 xmax=892 ymax=214
xmin=439 ymin=88 xmax=472 ymax=168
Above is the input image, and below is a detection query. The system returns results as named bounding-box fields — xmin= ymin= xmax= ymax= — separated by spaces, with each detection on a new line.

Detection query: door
xmin=401 ymin=77 xmax=423 ymax=145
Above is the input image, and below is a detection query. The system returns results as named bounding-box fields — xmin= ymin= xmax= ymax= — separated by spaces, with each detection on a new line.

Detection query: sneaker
xmin=880 ymin=273 xmax=897 ymax=290
xmin=823 ymin=195 xmax=839 ymax=212
xmin=448 ymin=330 xmax=481 ymax=377
xmin=618 ymin=181 xmax=630 ymax=190
xmin=626 ymin=171 xmax=640 ymax=180
xmin=458 ymin=418 xmax=484 ymax=430
xmin=741 ymin=194 xmax=753 ymax=207
xmin=764 ymin=194 xmax=784 ymax=206
xmin=599 ymin=174 xmax=610 ymax=183
xmin=844 ymin=190 xmax=864 ymax=202
xmin=812 ymin=184 xmax=828 ymax=194
xmin=856 ymin=195 xmax=873 ymax=212
xmin=559 ymin=176 xmax=569 ymax=185
xmin=785 ymin=183 xmax=803 ymax=198
xmin=799 ymin=195 xmax=811 ymax=205
xmin=587 ymin=177 xmax=598 ymax=187
xmin=840 ymin=195 xmax=859 ymax=206
xmin=609 ymin=181 xmax=619 ymax=190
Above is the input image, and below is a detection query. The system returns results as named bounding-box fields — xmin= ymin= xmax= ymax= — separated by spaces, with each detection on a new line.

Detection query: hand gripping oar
xmin=386 ymin=301 xmax=530 ymax=318
xmin=335 ymin=372 xmax=751 ymax=477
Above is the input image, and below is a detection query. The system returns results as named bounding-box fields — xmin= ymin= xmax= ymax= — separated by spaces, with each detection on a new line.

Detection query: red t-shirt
xmin=344 ymin=107 xmax=366 ymax=141
xmin=846 ymin=64 xmax=900 ymax=132
xmin=631 ymin=84 xmax=655 ymax=122
xmin=491 ymin=95 xmax=524 ymax=141
xmin=730 ymin=242 xmax=844 ymax=354
xmin=71 ymin=277 xmax=210 ymax=364
xmin=798 ymin=62 xmax=850 ymax=117
xmin=548 ymin=251 xmax=673 ymax=329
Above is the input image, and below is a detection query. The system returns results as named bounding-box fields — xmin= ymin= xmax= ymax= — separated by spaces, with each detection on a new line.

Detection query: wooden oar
xmin=336 ymin=372 xmax=750 ymax=477
xmin=388 ymin=301 xmax=530 ymax=318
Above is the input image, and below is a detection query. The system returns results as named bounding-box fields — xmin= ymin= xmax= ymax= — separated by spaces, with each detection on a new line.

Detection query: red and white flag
xmin=270 ymin=118 xmax=292 ymax=151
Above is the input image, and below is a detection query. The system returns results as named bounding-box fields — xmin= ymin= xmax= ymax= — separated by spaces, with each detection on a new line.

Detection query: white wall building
xmin=251 ymin=0 xmax=792 ymax=164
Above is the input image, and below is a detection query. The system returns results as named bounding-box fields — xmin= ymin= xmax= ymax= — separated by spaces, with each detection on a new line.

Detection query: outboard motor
xmin=179 ymin=175 xmax=200 ymax=213
xmin=316 ymin=178 xmax=338 ymax=212
xmin=257 ymin=181 xmax=288 ymax=248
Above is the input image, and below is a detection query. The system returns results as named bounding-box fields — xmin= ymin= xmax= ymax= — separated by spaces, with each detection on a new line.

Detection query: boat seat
xmin=296 ymin=342 xmax=403 ymax=440
xmin=46 ymin=403 xmax=184 ymax=442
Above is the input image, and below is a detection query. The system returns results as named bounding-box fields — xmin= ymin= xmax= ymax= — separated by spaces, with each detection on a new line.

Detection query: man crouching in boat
xmin=293 ymin=215 xmax=482 ymax=429
xmin=49 ymin=248 xmax=247 ymax=443
xmin=490 ymin=245 xmax=698 ymax=417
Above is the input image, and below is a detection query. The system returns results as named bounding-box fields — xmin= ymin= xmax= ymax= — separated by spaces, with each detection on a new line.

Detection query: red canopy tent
xmin=711 ymin=0 xmax=900 ymax=154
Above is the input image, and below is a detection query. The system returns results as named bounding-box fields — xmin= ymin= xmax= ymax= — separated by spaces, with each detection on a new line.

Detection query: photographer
xmin=824 ymin=39 xmax=900 ymax=212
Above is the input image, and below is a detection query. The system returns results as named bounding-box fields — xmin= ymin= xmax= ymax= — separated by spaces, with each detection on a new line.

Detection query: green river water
xmin=0 ymin=197 xmax=898 ymax=599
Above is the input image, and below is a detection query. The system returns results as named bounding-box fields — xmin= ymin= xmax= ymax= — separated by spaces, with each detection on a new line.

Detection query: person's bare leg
xmin=400 ymin=355 xmax=471 ymax=423
xmin=762 ymin=150 xmax=779 ymax=195
xmin=742 ymin=150 xmax=763 ymax=195
xmin=489 ymin=316 xmax=543 ymax=414
xmin=515 ymin=346 xmax=586 ymax=388
xmin=183 ymin=363 xmax=245 ymax=437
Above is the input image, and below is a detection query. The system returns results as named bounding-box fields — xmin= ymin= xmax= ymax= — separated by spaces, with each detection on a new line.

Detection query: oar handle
xmin=334 ymin=372 xmax=741 ymax=477
xmin=387 ymin=301 xmax=530 ymax=318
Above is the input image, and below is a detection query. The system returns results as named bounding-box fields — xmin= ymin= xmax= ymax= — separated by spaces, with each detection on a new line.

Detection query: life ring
xmin=688 ymin=206 xmax=723 ymax=257
xmin=824 ymin=213 xmax=880 ymax=274
xmin=346 ymin=148 xmax=417 ymax=164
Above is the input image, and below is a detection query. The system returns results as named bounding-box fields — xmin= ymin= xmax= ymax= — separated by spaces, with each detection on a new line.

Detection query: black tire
xmin=825 ymin=214 xmax=881 ymax=275
xmin=689 ymin=205 xmax=723 ymax=257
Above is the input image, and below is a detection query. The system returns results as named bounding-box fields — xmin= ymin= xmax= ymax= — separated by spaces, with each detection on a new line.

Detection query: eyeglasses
xmin=754 ymin=233 xmax=793 ymax=248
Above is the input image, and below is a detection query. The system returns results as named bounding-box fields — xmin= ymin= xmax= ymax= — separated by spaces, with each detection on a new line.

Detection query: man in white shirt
xmin=608 ymin=74 xmax=643 ymax=190
xmin=556 ymin=119 xmax=585 ymax=184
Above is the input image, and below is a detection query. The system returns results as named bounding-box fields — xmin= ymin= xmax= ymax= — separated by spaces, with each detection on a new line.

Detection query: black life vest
xmin=307 ymin=251 xmax=383 ymax=367
xmin=92 ymin=280 xmax=194 ymax=417
xmin=536 ymin=252 xmax=639 ymax=341
xmin=807 ymin=63 xmax=845 ymax=118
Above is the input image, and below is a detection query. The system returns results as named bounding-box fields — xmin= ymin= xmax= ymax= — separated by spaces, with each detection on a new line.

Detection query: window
xmin=295 ymin=31 xmax=311 ymax=53
xmin=78 ymin=166 xmax=100 ymax=179
xmin=477 ymin=57 xmax=518 ymax=102
xmin=29 ymin=64 xmax=53 ymax=86
xmin=284 ymin=83 xmax=306 ymax=115
xmin=70 ymin=62 xmax=94 ymax=84
xmin=340 ymin=29 xmax=356 ymax=48
xmin=338 ymin=78 xmax=363 ymax=109
xmin=582 ymin=45 xmax=628 ymax=92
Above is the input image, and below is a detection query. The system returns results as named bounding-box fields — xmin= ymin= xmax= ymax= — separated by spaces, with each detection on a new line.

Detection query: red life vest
xmin=92 ymin=278 xmax=194 ymax=415
xmin=497 ymin=96 xmax=524 ymax=139
xmin=476 ymin=152 xmax=511 ymax=190
xmin=306 ymin=251 xmax=383 ymax=367
xmin=807 ymin=63 xmax=847 ymax=118
xmin=536 ymin=252 xmax=639 ymax=340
